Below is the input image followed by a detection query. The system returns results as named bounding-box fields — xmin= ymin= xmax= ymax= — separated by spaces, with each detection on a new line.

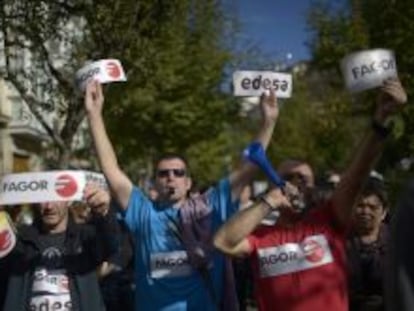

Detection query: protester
xmin=84 ymin=80 xmax=279 ymax=310
xmin=347 ymin=177 xmax=389 ymax=311
xmin=213 ymin=78 xmax=407 ymax=311
xmin=386 ymin=177 xmax=414 ymax=311
xmin=98 ymin=207 xmax=135 ymax=311
xmin=0 ymin=183 xmax=118 ymax=311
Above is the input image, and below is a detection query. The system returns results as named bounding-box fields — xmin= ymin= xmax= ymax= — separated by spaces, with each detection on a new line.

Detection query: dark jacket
xmin=347 ymin=225 xmax=388 ymax=311
xmin=0 ymin=213 xmax=118 ymax=311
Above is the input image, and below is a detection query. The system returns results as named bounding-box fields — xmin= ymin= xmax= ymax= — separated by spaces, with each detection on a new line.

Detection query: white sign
xmin=233 ymin=71 xmax=292 ymax=98
xmin=150 ymin=251 xmax=193 ymax=279
xmin=341 ymin=49 xmax=397 ymax=93
xmin=75 ymin=59 xmax=127 ymax=91
xmin=257 ymin=234 xmax=333 ymax=278
xmin=0 ymin=171 xmax=108 ymax=206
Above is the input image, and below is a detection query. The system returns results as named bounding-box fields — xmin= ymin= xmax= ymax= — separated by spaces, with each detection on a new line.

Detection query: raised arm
xmin=229 ymin=90 xmax=278 ymax=201
xmin=85 ymin=81 xmax=133 ymax=210
xmin=213 ymin=187 xmax=291 ymax=257
xmin=332 ymin=78 xmax=407 ymax=227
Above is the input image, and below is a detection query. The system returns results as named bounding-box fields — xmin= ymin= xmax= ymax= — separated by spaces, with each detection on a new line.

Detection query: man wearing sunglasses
xmin=213 ymin=78 xmax=407 ymax=311
xmin=84 ymin=80 xmax=279 ymax=311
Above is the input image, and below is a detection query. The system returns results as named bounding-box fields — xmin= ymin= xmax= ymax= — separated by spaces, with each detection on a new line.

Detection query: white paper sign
xmin=233 ymin=71 xmax=292 ymax=98
xmin=341 ymin=49 xmax=397 ymax=93
xmin=75 ymin=59 xmax=127 ymax=91
xmin=0 ymin=171 xmax=108 ymax=206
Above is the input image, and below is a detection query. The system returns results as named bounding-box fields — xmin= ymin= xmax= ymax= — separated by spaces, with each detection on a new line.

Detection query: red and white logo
xmin=0 ymin=230 xmax=12 ymax=251
xmin=106 ymin=61 xmax=121 ymax=79
xmin=55 ymin=174 xmax=78 ymax=198
xmin=257 ymin=234 xmax=333 ymax=278
xmin=303 ymin=239 xmax=325 ymax=263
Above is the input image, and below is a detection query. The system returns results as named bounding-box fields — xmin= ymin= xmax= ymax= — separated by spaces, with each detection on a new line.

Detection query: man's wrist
xmin=259 ymin=195 xmax=278 ymax=211
xmin=371 ymin=119 xmax=392 ymax=139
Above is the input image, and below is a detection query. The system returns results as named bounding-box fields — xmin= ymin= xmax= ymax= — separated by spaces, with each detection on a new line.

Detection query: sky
xmin=236 ymin=0 xmax=321 ymax=63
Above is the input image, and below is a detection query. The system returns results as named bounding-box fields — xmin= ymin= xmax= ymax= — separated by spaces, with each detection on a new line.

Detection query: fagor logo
xmin=106 ymin=61 xmax=121 ymax=79
xmin=303 ymin=239 xmax=325 ymax=263
xmin=55 ymin=174 xmax=78 ymax=198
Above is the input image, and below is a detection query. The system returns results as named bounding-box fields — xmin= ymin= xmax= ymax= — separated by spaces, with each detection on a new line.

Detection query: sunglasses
xmin=284 ymin=173 xmax=309 ymax=184
xmin=156 ymin=169 xmax=187 ymax=178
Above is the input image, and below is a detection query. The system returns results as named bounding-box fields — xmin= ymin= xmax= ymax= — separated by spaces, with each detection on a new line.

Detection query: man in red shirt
xmin=214 ymin=78 xmax=407 ymax=311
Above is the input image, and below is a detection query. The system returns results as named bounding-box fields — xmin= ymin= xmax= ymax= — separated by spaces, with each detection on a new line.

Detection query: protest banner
xmin=233 ymin=70 xmax=292 ymax=98
xmin=75 ymin=59 xmax=127 ymax=91
xmin=341 ymin=49 xmax=397 ymax=93
xmin=0 ymin=171 xmax=107 ymax=206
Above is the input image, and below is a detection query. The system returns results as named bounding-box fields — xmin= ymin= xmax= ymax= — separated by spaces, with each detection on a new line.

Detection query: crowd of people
xmin=0 ymin=77 xmax=411 ymax=311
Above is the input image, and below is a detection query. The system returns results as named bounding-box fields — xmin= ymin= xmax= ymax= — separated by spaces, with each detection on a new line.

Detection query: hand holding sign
xmin=341 ymin=49 xmax=398 ymax=93
xmin=83 ymin=183 xmax=110 ymax=217
xmin=260 ymin=89 xmax=279 ymax=124
xmin=375 ymin=78 xmax=407 ymax=124
xmin=75 ymin=59 xmax=127 ymax=92
xmin=85 ymin=80 xmax=104 ymax=115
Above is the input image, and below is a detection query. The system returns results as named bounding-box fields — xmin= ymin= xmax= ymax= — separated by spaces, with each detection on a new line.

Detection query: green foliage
xmin=266 ymin=70 xmax=361 ymax=174
xmin=307 ymin=0 xmax=414 ymax=201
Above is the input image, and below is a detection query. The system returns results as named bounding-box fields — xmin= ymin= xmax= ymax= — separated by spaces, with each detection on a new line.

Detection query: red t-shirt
xmin=247 ymin=202 xmax=348 ymax=311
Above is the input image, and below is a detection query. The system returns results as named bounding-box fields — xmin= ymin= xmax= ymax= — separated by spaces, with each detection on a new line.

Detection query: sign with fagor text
xmin=233 ymin=71 xmax=292 ymax=98
xmin=0 ymin=171 xmax=107 ymax=206
xmin=341 ymin=49 xmax=397 ymax=93
xmin=75 ymin=59 xmax=127 ymax=91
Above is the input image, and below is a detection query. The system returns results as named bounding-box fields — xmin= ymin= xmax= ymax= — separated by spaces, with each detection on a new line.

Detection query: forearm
xmin=333 ymin=128 xmax=385 ymax=225
xmin=229 ymin=120 xmax=276 ymax=198
xmin=214 ymin=199 xmax=271 ymax=252
xmin=256 ymin=119 xmax=276 ymax=149
xmin=87 ymin=112 xmax=132 ymax=208
xmin=87 ymin=112 xmax=119 ymax=175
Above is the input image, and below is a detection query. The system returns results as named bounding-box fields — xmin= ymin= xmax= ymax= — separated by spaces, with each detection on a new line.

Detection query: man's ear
xmin=186 ymin=177 xmax=193 ymax=192
xmin=381 ymin=209 xmax=387 ymax=221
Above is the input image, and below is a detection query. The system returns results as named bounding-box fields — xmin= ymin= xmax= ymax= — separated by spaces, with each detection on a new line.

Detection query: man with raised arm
xmin=84 ymin=80 xmax=279 ymax=311
xmin=0 ymin=183 xmax=117 ymax=311
xmin=213 ymin=78 xmax=407 ymax=311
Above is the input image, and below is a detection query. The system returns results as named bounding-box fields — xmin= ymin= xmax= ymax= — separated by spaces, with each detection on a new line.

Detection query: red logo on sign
xmin=0 ymin=230 xmax=12 ymax=251
xmin=55 ymin=174 xmax=78 ymax=198
xmin=106 ymin=61 xmax=121 ymax=79
xmin=303 ymin=240 xmax=324 ymax=263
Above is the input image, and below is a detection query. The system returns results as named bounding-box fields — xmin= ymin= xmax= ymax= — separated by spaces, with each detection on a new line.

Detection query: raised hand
xmin=259 ymin=89 xmax=279 ymax=124
xmin=83 ymin=183 xmax=110 ymax=217
xmin=85 ymin=80 xmax=104 ymax=115
xmin=375 ymin=78 xmax=407 ymax=123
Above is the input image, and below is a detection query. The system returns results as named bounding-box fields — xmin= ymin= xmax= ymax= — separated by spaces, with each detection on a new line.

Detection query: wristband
xmin=259 ymin=195 xmax=277 ymax=210
xmin=371 ymin=119 xmax=392 ymax=139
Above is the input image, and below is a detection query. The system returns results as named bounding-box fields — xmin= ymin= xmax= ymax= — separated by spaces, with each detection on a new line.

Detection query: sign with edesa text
xmin=233 ymin=71 xmax=293 ymax=98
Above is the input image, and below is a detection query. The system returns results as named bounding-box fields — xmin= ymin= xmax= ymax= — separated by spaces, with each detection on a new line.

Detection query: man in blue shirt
xmin=84 ymin=80 xmax=278 ymax=311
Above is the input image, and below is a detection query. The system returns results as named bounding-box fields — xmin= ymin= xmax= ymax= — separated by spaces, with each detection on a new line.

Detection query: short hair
xmin=361 ymin=177 xmax=389 ymax=210
xmin=153 ymin=153 xmax=191 ymax=176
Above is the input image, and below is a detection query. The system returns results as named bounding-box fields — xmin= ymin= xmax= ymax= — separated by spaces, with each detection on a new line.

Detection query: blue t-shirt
xmin=124 ymin=178 xmax=236 ymax=311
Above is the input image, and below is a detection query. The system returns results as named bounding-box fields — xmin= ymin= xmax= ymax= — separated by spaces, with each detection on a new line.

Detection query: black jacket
xmin=0 ymin=213 xmax=118 ymax=311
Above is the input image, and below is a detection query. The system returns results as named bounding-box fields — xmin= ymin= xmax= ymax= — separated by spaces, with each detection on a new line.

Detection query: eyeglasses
xmin=156 ymin=169 xmax=187 ymax=178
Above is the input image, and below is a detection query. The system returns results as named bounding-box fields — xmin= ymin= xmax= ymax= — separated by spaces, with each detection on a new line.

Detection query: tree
xmin=307 ymin=0 xmax=414 ymax=198
xmin=0 ymin=0 xmax=242 ymax=181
